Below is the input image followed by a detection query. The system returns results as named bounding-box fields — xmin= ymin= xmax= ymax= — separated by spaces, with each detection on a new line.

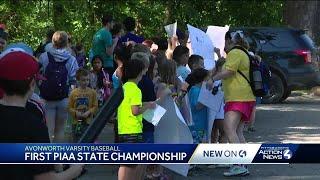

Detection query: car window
xmin=252 ymin=30 xmax=299 ymax=50
xmin=267 ymin=31 xmax=297 ymax=48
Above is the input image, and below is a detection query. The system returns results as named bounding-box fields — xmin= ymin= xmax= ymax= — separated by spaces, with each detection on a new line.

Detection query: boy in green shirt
xmin=117 ymin=57 xmax=155 ymax=180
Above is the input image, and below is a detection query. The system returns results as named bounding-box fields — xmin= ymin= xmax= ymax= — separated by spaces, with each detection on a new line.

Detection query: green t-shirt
xmin=92 ymin=28 xmax=113 ymax=68
xmin=117 ymin=82 xmax=143 ymax=134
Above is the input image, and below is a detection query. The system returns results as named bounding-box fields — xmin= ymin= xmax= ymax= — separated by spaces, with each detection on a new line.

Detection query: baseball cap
xmin=0 ymin=48 xmax=46 ymax=81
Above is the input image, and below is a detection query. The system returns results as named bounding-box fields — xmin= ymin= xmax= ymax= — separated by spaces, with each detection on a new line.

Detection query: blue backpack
xmin=40 ymin=52 xmax=69 ymax=100
xmin=232 ymin=46 xmax=271 ymax=97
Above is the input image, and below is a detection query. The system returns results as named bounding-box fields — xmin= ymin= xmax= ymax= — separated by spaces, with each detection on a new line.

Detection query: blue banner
xmin=0 ymin=143 xmax=318 ymax=164
xmin=0 ymin=144 xmax=197 ymax=164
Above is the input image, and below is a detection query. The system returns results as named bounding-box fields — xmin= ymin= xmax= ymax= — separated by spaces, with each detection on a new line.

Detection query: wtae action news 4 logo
xmin=204 ymin=149 xmax=247 ymax=158
xmin=258 ymin=147 xmax=292 ymax=160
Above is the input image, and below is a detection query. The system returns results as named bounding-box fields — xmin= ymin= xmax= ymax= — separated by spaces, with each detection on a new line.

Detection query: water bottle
xmin=253 ymin=70 xmax=263 ymax=91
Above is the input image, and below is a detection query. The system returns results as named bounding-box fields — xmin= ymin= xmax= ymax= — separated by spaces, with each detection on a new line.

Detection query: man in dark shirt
xmin=119 ymin=17 xmax=144 ymax=45
xmin=138 ymin=74 xmax=157 ymax=143
xmin=0 ymin=48 xmax=83 ymax=179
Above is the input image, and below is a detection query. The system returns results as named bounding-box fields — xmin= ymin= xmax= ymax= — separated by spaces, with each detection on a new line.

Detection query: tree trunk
xmin=283 ymin=0 xmax=320 ymax=45
xmin=52 ymin=0 xmax=65 ymax=30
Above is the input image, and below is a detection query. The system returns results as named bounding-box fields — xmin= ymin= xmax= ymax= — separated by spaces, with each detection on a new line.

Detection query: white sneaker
xmin=223 ymin=165 xmax=250 ymax=177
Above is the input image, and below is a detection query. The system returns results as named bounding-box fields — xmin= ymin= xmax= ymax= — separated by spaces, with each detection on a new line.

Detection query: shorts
xmin=118 ymin=133 xmax=143 ymax=143
xmin=224 ymin=101 xmax=255 ymax=123
xmin=118 ymin=133 xmax=143 ymax=167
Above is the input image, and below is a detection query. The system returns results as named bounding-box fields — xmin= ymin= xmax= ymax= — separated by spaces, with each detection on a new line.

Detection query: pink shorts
xmin=224 ymin=101 xmax=256 ymax=123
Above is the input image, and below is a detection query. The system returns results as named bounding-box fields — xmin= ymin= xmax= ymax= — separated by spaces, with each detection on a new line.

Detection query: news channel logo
xmin=203 ymin=149 xmax=247 ymax=158
xmin=258 ymin=146 xmax=292 ymax=160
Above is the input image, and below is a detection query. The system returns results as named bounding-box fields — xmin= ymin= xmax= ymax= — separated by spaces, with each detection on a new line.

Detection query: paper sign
xmin=187 ymin=24 xmax=215 ymax=70
xmin=206 ymin=25 xmax=230 ymax=58
xmin=174 ymin=102 xmax=187 ymax=126
xmin=143 ymin=104 xmax=166 ymax=126
xmin=177 ymin=76 xmax=184 ymax=83
xmin=197 ymin=82 xmax=224 ymax=112
xmin=164 ymin=22 xmax=177 ymax=37
xmin=154 ymin=95 xmax=193 ymax=176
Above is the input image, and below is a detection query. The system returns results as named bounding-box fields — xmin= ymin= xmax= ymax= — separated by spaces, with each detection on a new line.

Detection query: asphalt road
xmin=79 ymin=94 xmax=320 ymax=180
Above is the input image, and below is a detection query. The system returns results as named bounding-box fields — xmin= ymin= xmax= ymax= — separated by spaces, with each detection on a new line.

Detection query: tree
xmin=283 ymin=0 xmax=320 ymax=44
xmin=0 ymin=0 xmax=284 ymax=51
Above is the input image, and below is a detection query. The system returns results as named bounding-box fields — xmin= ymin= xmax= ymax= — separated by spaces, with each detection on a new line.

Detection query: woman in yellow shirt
xmin=212 ymin=31 xmax=255 ymax=176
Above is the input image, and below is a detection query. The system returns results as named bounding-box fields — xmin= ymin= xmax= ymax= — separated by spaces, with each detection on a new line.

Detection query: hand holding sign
xmin=164 ymin=22 xmax=177 ymax=38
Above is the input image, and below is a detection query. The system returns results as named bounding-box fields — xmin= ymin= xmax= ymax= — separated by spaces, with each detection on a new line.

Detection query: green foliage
xmin=0 ymin=0 xmax=284 ymax=52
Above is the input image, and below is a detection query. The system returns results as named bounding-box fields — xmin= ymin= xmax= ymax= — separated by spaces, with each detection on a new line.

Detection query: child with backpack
xmin=117 ymin=58 xmax=155 ymax=180
xmin=38 ymin=31 xmax=79 ymax=143
xmin=69 ymin=68 xmax=98 ymax=142
xmin=212 ymin=31 xmax=254 ymax=176
xmin=89 ymin=55 xmax=111 ymax=107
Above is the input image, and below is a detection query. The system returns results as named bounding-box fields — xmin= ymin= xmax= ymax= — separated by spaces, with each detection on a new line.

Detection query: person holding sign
xmin=187 ymin=68 xmax=210 ymax=143
xmin=117 ymin=57 xmax=156 ymax=180
xmin=212 ymin=31 xmax=255 ymax=176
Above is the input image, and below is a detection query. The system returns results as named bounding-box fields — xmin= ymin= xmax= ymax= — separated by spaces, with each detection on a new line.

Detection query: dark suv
xmin=231 ymin=27 xmax=320 ymax=103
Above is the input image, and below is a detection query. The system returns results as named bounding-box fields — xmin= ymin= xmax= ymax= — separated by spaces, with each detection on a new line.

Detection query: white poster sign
xmin=187 ymin=24 xmax=215 ymax=70
xmin=143 ymin=104 xmax=167 ymax=126
xmin=164 ymin=22 xmax=177 ymax=38
xmin=154 ymin=95 xmax=193 ymax=177
xmin=206 ymin=25 xmax=230 ymax=58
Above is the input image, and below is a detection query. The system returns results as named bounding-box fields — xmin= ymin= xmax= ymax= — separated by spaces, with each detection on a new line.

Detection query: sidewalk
xmin=78 ymin=95 xmax=320 ymax=179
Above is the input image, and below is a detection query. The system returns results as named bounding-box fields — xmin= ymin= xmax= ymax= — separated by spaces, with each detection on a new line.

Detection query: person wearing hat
xmin=0 ymin=49 xmax=83 ymax=179
xmin=2 ymin=43 xmax=47 ymax=123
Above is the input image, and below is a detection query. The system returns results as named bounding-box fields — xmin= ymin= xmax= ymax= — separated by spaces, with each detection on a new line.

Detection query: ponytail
xmin=232 ymin=32 xmax=250 ymax=50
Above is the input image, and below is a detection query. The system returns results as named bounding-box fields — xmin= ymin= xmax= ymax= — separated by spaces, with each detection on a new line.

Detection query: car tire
xmin=262 ymin=73 xmax=285 ymax=104
xmin=280 ymin=89 xmax=291 ymax=102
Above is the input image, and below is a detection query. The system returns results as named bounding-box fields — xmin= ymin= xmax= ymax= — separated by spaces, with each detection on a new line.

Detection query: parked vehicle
xmin=231 ymin=27 xmax=320 ymax=103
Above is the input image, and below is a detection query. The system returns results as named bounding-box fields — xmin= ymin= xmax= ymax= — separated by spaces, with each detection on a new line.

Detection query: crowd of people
xmin=0 ymin=13 xmax=261 ymax=179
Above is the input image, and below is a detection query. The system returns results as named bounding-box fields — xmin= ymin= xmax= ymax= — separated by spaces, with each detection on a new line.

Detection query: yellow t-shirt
xmin=68 ymin=87 xmax=98 ymax=124
xmin=117 ymin=81 xmax=143 ymax=135
xmin=222 ymin=49 xmax=255 ymax=102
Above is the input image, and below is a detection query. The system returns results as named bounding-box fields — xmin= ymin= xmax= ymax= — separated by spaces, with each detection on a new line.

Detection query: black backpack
xmin=39 ymin=52 xmax=69 ymax=101
xmin=231 ymin=46 xmax=271 ymax=97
